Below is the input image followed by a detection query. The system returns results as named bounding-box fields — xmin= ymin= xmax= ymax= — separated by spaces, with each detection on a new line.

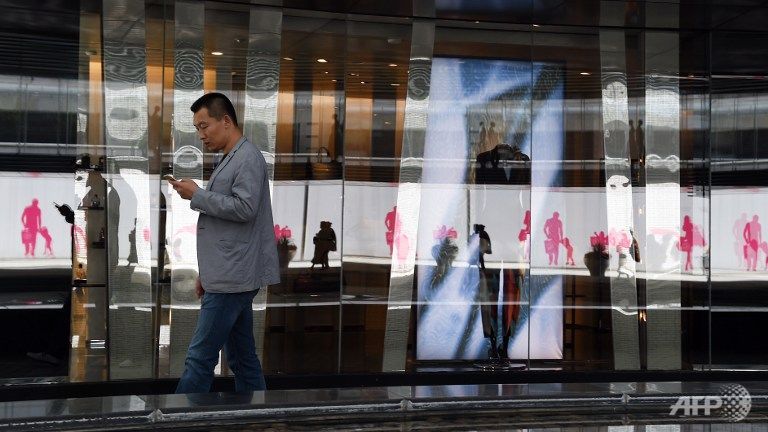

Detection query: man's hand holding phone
xmin=166 ymin=175 xmax=199 ymax=200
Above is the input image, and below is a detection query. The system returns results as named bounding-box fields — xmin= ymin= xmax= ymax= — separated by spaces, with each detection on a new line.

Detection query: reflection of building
xmin=1 ymin=0 xmax=768 ymax=405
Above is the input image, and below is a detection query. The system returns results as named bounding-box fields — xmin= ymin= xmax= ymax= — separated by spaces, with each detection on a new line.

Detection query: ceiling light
xmin=388 ymin=63 xmax=397 ymax=67
xmin=474 ymin=20 xmax=480 ymax=24
xmin=390 ymin=83 xmax=400 ymax=86
xmin=317 ymin=58 xmax=327 ymax=63
xmin=532 ymin=24 xmax=540 ymax=27
xmin=360 ymin=81 xmax=365 ymax=84
xmin=332 ymin=79 xmax=337 ymax=82
xmin=283 ymin=57 xmax=293 ymax=61
xmin=211 ymin=51 xmax=223 ymax=56
xmin=349 ymin=73 xmax=357 ymax=76
xmin=580 ymin=72 xmax=590 ymax=76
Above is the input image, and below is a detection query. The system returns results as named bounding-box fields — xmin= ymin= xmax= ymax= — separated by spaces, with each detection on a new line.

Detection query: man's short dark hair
xmin=190 ymin=92 xmax=239 ymax=127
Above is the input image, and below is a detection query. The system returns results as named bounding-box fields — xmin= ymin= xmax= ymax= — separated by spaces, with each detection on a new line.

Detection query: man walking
xmin=170 ymin=92 xmax=280 ymax=393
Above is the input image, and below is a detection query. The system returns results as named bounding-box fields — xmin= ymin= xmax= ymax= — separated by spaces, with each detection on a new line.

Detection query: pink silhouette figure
xmin=21 ymin=199 xmax=42 ymax=256
xmin=743 ymin=215 xmax=763 ymax=271
xmin=385 ymin=206 xmax=409 ymax=263
xmin=733 ymin=213 xmax=748 ymax=268
xmin=518 ymin=210 xmax=531 ymax=260
xmin=562 ymin=237 xmax=575 ymax=266
xmin=384 ymin=207 xmax=398 ymax=254
xmin=543 ymin=212 xmax=564 ymax=266
xmin=760 ymin=241 xmax=768 ymax=270
xmin=677 ymin=215 xmax=707 ymax=271
xmin=39 ymin=227 xmax=53 ymax=256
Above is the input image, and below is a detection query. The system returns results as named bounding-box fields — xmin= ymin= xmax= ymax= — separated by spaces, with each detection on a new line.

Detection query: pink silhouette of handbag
xmin=21 ymin=228 xmax=35 ymax=243
xmin=544 ymin=238 xmax=558 ymax=254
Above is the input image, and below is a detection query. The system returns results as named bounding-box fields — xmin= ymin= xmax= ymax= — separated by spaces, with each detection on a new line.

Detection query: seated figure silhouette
xmin=311 ymin=221 xmax=337 ymax=269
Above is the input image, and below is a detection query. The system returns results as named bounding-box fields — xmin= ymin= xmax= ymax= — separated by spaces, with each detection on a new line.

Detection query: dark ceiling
xmin=0 ymin=0 xmax=766 ymax=80
xmin=272 ymin=0 xmax=768 ymax=31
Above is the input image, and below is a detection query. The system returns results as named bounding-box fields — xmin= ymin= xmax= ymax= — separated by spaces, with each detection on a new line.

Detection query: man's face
xmin=193 ymin=107 xmax=229 ymax=152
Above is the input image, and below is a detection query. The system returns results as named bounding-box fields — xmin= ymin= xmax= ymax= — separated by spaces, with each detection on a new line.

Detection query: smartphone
xmin=163 ymin=174 xmax=178 ymax=182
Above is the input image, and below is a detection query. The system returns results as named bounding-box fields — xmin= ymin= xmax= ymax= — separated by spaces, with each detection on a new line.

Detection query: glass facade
xmin=1 ymin=0 xmax=768 ymax=384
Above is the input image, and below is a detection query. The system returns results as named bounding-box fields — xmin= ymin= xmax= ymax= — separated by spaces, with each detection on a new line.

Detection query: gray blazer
xmin=190 ymin=136 xmax=280 ymax=293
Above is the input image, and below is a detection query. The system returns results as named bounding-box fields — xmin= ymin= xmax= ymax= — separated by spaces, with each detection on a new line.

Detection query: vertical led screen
xmin=415 ymin=57 xmax=565 ymax=361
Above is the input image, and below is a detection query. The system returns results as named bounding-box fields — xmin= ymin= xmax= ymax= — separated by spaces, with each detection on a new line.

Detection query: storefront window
xmin=1 ymin=0 xmax=766 ymax=385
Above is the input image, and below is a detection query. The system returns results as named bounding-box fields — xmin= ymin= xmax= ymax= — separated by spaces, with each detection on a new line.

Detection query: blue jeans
xmin=176 ymin=290 xmax=265 ymax=394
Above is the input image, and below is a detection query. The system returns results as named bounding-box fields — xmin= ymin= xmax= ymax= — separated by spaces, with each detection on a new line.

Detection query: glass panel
xmin=531 ymin=25 xmax=648 ymax=371
xmin=382 ymin=20 xmax=434 ymax=372
xmin=599 ymin=28 xmax=640 ymax=370
xmin=529 ymin=40 xmax=566 ymax=367
xmin=167 ymin=0 xmax=205 ymax=378
xmin=677 ymin=30 xmax=710 ymax=369
xmin=102 ymin=0 xmax=154 ymax=379
xmin=70 ymin=7 xmax=107 ymax=382
xmin=643 ymin=31 xmax=682 ymax=370
xmin=340 ymin=19 xmax=412 ymax=373
xmin=242 ymin=4 xmax=283 ymax=369
xmin=264 ymin=14 xmax=346 ymax=374
xmin=340 ymin=21 xmax=411 ymax=372
xmin=710 ymin=31 xmax=768 ymax=369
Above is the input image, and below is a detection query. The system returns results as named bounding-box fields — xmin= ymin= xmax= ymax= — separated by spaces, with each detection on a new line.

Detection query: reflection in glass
xmin=599 ymin=29 xmax=640 ymax=370
xmin=644 ymin=32 xmax=682 ymax=370
xmin=168 ymin=0 xmax=205 ymax=378
xmin=528 ymin=61 xmax=565 ymax=362
xmin=243 ymin=5 xmax=283 ymax=367
xmin=102 ymin=0 xmax=153 ymax=379
xmin=383 ymin=20 xmax=435 ymax=372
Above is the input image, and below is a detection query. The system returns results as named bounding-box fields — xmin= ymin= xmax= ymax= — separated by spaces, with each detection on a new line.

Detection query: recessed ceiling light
xmin=532 ymin=24 xmax=540 ymax=27
xmin=474 ymin=20 xmax=480 ymax=24
xmin=389 ymin=63 xmax=397 ymax=67
xmin=283 ymin=57 xmax=293 ymax=61
xmin=324 ymin=71 xmax=329 ymax=74
xmin=332 ymin=79 xmax=337 ymax=82
xmin=390 ymin=83 xmax=400 ymax=86
xmin=580 ymin=72 xmax=590 ymax=76
xmin=211 ymin=51 xmax=223 ymax=56
xmin=360 ymin=81 xmax=365 ymax=84
xmin=317 ymin=58 xmax=327 ymax=63
xmin=349 ymin=73 xmax=357 ymax=76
